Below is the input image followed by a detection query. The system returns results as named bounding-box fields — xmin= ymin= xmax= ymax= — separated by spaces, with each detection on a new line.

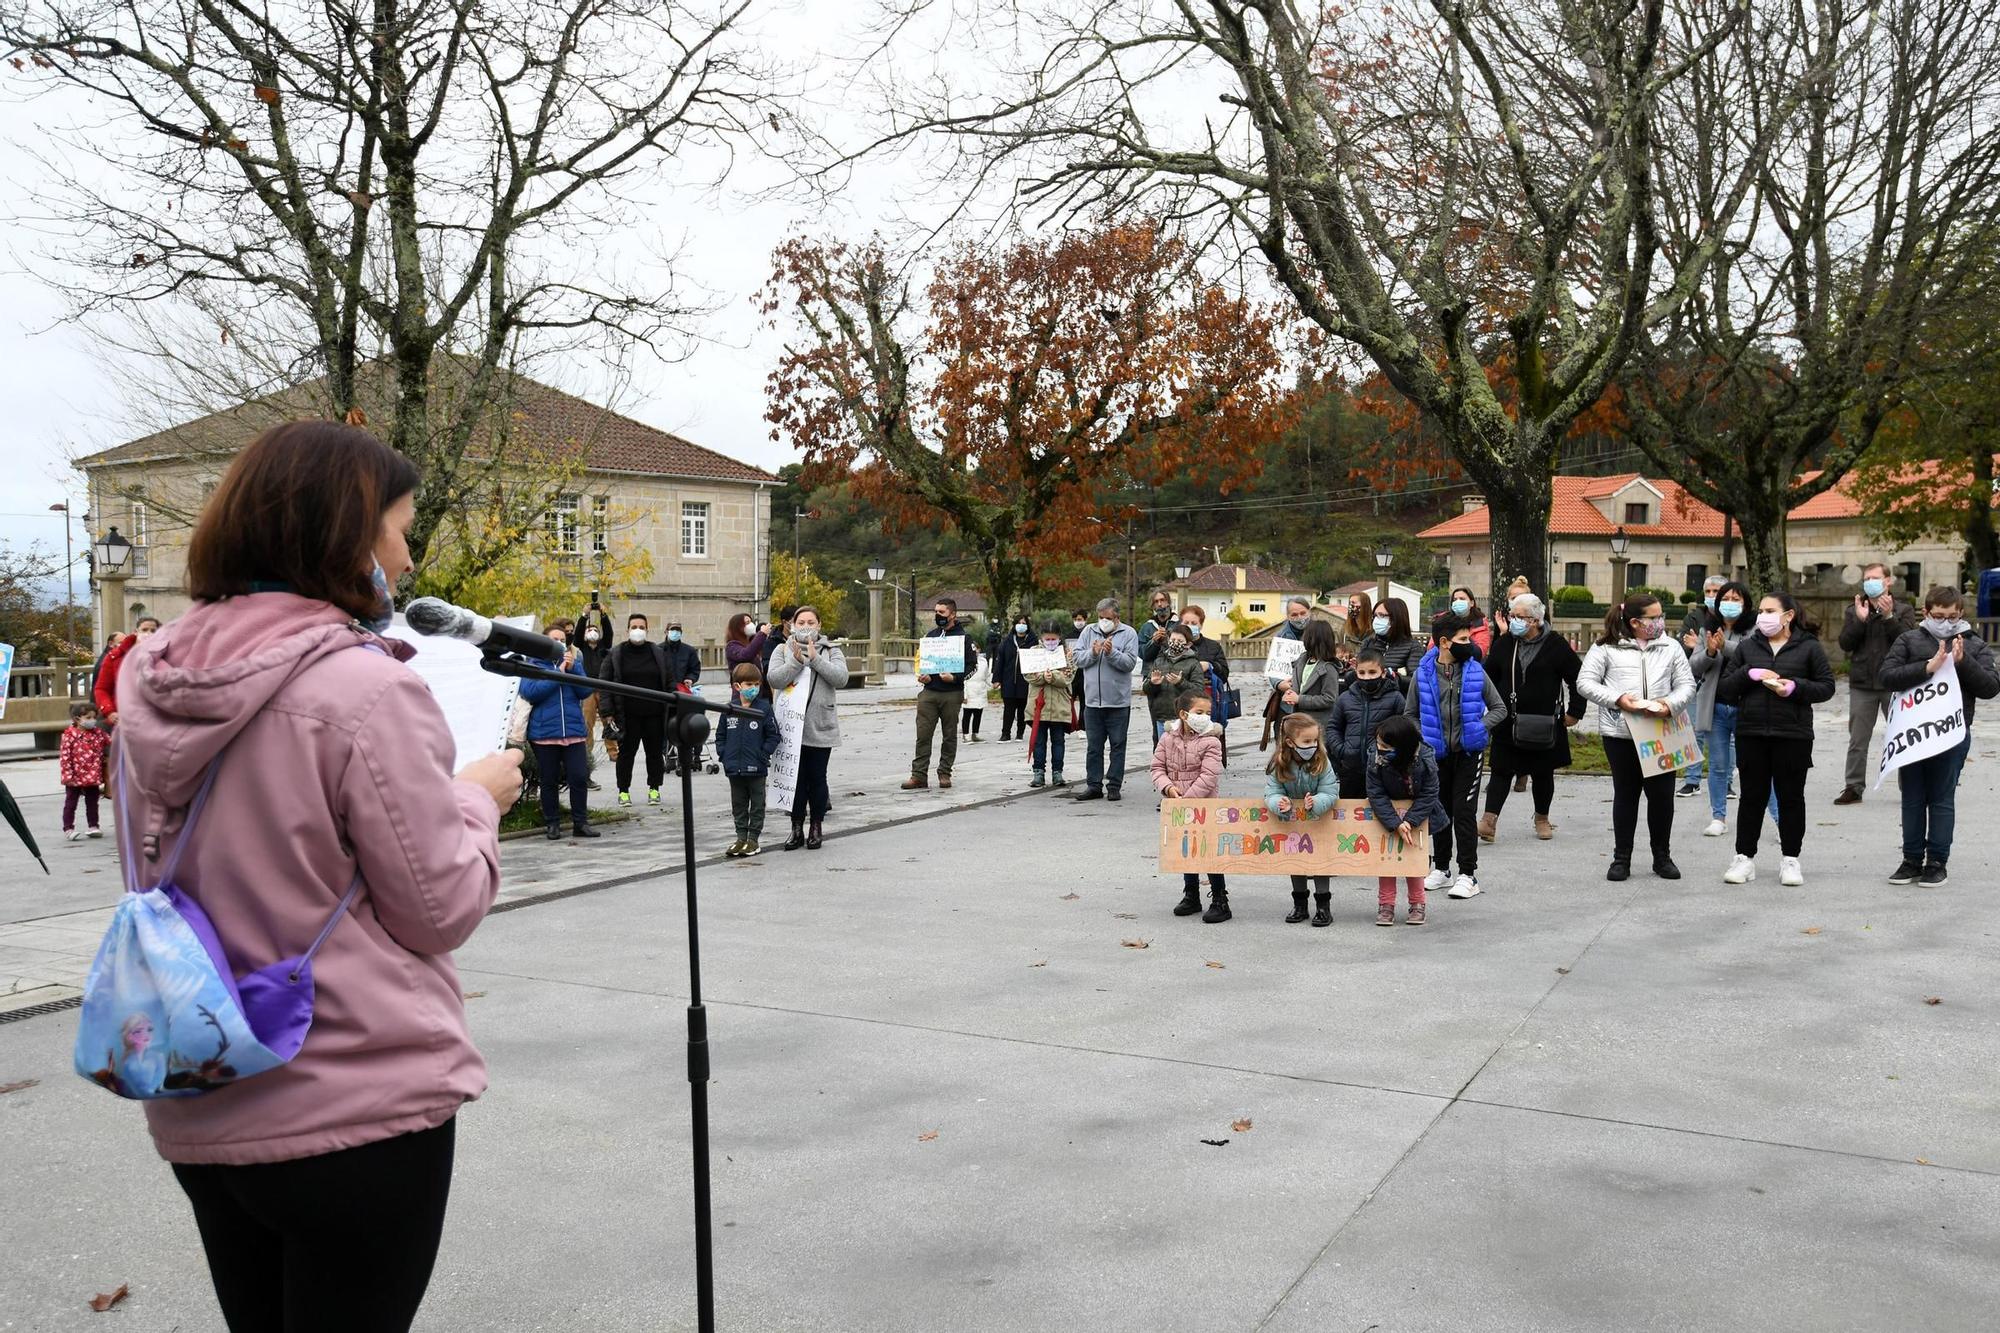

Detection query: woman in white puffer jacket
xmin=1577 ymin=593 xmax=1697 ymax=884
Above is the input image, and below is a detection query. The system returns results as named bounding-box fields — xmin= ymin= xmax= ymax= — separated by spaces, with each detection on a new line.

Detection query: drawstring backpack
xmin=74 ymin=749 xmax=362 ymax=1100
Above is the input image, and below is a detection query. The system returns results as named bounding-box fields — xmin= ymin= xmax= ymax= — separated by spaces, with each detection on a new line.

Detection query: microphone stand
xmin=479 ymin=649 xmax=755 ymax=1333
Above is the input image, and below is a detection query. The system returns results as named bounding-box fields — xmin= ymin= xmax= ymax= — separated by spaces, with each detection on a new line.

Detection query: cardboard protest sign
xmin=768 ymin=660 xmax=816 ymax=815
xmin=0 ymin=643 xmax=13 ymax=720
xmin=1262 ymin=637 xmax=1306 ymax=681
xmin=918 ymin=635 xmax=966 ymax=676
xmin=1017 ymin=645 xmax=1067 ymax=676
xmin=1159 ymin=798 xmax=1426 ymax=878
xmin=1627 ymin=706 xmax=1702 ymax=775
xmin=1876 ymin=657 xmax=1964 ymax=789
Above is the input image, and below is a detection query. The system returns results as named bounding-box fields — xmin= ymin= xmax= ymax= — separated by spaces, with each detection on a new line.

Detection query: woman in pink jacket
xmin=1152 ymin=693 xmax=1227 ymax=922
xmin=115 ymin=421 xmax=522 ymax=1332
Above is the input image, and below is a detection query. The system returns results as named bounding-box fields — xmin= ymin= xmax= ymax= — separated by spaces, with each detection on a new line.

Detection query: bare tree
xmin=2 ymin=0 xmax=781 ymax=568
xmin=1624 ymin=0 xmax=2000 ymax=592
xmin=847 ymin=0 xmax=1857 ymax=598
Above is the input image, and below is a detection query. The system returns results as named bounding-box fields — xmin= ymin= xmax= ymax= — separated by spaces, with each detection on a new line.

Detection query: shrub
xmin=1553 ymin=585 xmax=1595 ymax=606
xmin=1678 ymin=590 xmax=1701 ymax=604
xmin=1629 ymin=585 xmax=1676 ymax=606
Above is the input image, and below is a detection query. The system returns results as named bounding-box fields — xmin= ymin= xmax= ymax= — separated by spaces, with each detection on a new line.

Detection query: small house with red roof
xmin=1159 ymin=563 xmax=1315 ymax=636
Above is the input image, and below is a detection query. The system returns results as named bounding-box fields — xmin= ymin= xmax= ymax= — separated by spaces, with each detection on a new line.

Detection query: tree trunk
xmin=1484 ymin=475 xmax=1553 ymax=603
xmin=1737 ymin=514 xmax=1792 ymax=595
xmin=1964 ymin=446 xmax=1999 ymax=579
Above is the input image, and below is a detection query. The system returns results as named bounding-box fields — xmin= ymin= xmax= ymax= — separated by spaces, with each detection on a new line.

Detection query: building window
xmin=546 ymin=494 xmax=580 ymax=555
xmin=1248 ymin=601 xmax=1266 ymax=614
xmin=129 ymin=501 xmax=147 ymax=545
xmin=1626 ymin=562 xmax=1649 ymax=589
xmin=1624 ymin=502 xmax=1650 ymax=524
xmin=680 ymin=501 xmax=709 ymax=558
xmin=1898 ymin=561 xmax=1921 ymax=595
xmin=591 ymin=495 xmax=609 ymax=555
xmin=1564 ymin=562 xmax=1587 ymax=589
xmin=1685 ymin=564 xmax=1708 ymax=592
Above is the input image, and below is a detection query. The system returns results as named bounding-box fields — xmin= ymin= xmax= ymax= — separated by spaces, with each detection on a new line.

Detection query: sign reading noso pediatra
xmin=1159 ymin=799 xmax=1426 ymax=877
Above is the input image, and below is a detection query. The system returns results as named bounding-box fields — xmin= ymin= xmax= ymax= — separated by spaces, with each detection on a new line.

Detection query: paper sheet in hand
xmin=918 ymin=635 xmax=966 ymax=676
xmin=0 ymin=643 xmax=13 ymax=720
xmin=1017 ymin=645 xmax=1067 ymax=676
xmin=1263 ymin=638 xmax=1306 ymax=681
xmin=380 ymin=614 xmax=534 ymax=769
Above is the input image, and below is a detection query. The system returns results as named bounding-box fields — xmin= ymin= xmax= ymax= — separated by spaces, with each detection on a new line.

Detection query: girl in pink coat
xmin=1153 ymin=694 xmax=1228 ymax=921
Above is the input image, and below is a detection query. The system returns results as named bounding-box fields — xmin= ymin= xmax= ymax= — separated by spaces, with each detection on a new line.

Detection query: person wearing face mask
xmin=1449 ymin=588 xmax=1492 ymax=657
xmin=58 ymin=700 xmax=111 ymax=840
xmin=765 ymin=605 xmax=849 ymax=849
xmin=761 ymin=606 xmax=797 ymax=676
xmin=716 ymin=663 xmax=781 ymax=858
xmin=1072 ymin=598 xmax=1142 ymax=802
xmin=906 ymin=598 xmax=980 ymax=790
xmin=1718 ymin=593 xmax=1837 ymax=886
xmin=1280 ymin=618 xmax=1345 ymax=752
xmin=1144 ymin=624 xmax=1207 ymax=744
xmin=1276 ymin=596 xmax=1314 ymax=641
xmin=1153 ymin=694 xmax=1228 ymax=921
xmin=1367 ymin=714 xmax=1443 ymax=926
xmin=519 ymin=625 xmax=599 ymax=841
xmin=1327 ymin=646 xmax=1408 ymax=800
xmin=1687 ymin=580 xmax=1753 ymax=838
xmin=1024 ymin=620 xmax=1078 ymax=788
xmin=1176 ymin=606 xmax=1232 ymax=760
xmin=1266 ymin=714 xmax=1341 ymax=926
xmin=994 ymin=611 xmax=1034 ymax=742
xmin=1341 ymin=591 xmax=1374 ymax=650
xmin=1138 ymin=589 xmax=1181 ymax=664
xmin=724 ymin=612 xmax=769 ymax=671
xmin=1479 ymin=593 xmax=1583 ymax=844
xmin=92 ymin=615 xmax=162 ymax=729
xmin=1360 ymin=598 xmax=1421 ymax=683
xmin=602 ymin=613 xmax=673 ymax=806
xmin=1578 ymin=593 xmax=1697 ymax=882
xmin=1834 ymin=562 xmax=1918 ymax=804
xmin=1680 ymin=574 xmax=1728 ymax=647
xmin=574 ymin=600 xmax=617 ymax=783
xmin=1877 ymin=586 xmax=2000 ymax=886
xmin=1407 ymin=612 xmax=1507 ymax=898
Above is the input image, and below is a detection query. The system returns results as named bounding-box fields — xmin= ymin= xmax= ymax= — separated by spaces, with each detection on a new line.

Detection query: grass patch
xmin=1565 ymin=730 xmax=1614 ymax=775
xmin=498 ymin=801 xmax=626 ymax=835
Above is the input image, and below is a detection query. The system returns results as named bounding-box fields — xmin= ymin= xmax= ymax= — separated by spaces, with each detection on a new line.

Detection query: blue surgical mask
xmin=1183 ymin=622 xmax=1200 ymax=639
xmin=1372 ymin=616 xmax=1390 ymax=636
xmin=1719 ymin=600 xmax=1743 ymax=621
xmin=739 ymin=685 xmax=760 ymax=702
xmin=1451 ymin=598 xmax=1470 ymax=615
xmin=1508 ymin=617 xmax=1528 ymax=637
xmin=362 ymin=559 xmax=394 ymax=633
xmin=1703 ymin=595 xmax=1717 ymax=610
xmin=1862 ymin=578 xmax=1885 ymax=599
xmin=668 ymin=630 xmax=682 ymax=643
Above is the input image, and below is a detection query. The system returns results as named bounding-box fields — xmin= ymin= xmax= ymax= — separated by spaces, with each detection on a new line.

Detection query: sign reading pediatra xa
xmin=1158 ymin=799 xmax=1426 ymax=877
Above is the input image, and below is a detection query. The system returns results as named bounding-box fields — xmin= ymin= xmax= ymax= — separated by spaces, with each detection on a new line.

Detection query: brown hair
xmin=1266 ymin=714 xmax=1328 ymax=782
xmin=727 ymin=612 xmax=757 ymax=645
xmin=187 ymin=421 xmax=419 ymax=621
xmin=1598 ymin=592 xmax=1665 ymax=646
xmin=1344 ymin=590 xmax=1373 ymax=638
xmin=730 ymin=661 xmax=765 ymax=685
xmin=1923 ymin=584 xmax=1964 ymax=612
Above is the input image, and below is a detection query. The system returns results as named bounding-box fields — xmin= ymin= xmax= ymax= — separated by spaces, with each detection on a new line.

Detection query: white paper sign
xmin=379 ymin=614 xmax=533 ymax=770
xmin=0 ymin=643 xmax=14 ymax=720
xmin=918 ymin=634 xmax=966 ymax=676
xmin=1263 ymin=637 xmax=1306 ymax=681
xmin=1017 ymin=645 xmax=1068 ymax=676
xmin=1875 ymin=657 xmax=1965 ymax=789
xmin=768 ymin=660 xmax=817 ymax=816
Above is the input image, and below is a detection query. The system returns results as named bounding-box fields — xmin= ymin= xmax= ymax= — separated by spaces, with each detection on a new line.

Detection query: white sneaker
xmin=65 ymin=829 xmax=82 ymax=842
xmin=1723 ymin=854 xmax=1756 ymax=884
xmin=1423 ymin=868 xmax=1450 ymax=892
xmin=1703 ymin=819 xmax=1727 ymax=838
xmin=86 ymin=828 xmax=103 ymax=839
xmin=1780 ymin=857 xmax=1804 ymax=887
xmin=1448 ymin=874 xmax=1482 ymax=899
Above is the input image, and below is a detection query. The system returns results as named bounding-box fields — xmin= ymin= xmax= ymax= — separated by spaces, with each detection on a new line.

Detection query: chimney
xmin=1461 ymin=494 xmax=1487 ymax=514
xmin=1234 ymin=566 xmax=1247 ymax=591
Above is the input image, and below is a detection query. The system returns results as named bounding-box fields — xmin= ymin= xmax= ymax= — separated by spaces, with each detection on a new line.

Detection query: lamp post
xmin=49 ymin=502 xmax=76 ymax=653
xmin=1373 ymin=541 xmax=1394 ymax=614
xmin=1128 ymin=542 xmax=1137 ymax=613
xmin=93 ymin=526 xmax=134 ymax=639
xmin=1608 ymin=525 xmax=1631 ymax=607
xmin=1173 ymin=563 xmax=1191 ymax=614
xmin=865 ymin=564 xmax=886 ymax=685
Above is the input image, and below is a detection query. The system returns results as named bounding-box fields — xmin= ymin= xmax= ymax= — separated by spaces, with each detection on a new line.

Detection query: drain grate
xmin=0 ymin=995 xmax=83 ymax=1025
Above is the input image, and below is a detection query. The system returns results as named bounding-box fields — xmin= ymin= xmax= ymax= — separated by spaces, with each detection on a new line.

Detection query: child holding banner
xmin=1878 ymin=587 xmax=2000 ymax=886
xmin=1578 ymin=593 xmax=1696 ymax=883
xmin=1266 ymin=714 xmax=1341 ymax=927
xmin=1025 ymin=622 xmax=1077 ymax=788
xmin=1154 ymin=695 xmax=1228 ymax=922
xmin=1716 ymin=593 xmax=1835 ymax=886
xmin=1367 ymin=715 xmax=1442 ymax=925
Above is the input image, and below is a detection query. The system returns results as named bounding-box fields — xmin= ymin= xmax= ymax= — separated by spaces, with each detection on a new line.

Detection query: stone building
xmin=1418 ymin=473 xmax=1963 ymax=602
xmin=73 ymin=369 xmax=776 ymax=645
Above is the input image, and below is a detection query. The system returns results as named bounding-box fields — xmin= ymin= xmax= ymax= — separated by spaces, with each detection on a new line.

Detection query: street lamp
xmin=1172 ymin=563 xmax=1192 ymax=613
xmin=1608 ymin=525 xmax=1631 ymax=606
xmin=49 ymin=502 xmax=76 ymax=654
xmin=94 ymin=525 xmax=135 ymax=638
xmin=865 ymin=565 xmax=887 ymax=684
xmin=1373 ymin=540 xmax=1394 ymax=612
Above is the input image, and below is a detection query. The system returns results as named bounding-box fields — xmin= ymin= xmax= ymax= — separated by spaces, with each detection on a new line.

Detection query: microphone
xmin=404 ymin=597 xmax=564 ymax=661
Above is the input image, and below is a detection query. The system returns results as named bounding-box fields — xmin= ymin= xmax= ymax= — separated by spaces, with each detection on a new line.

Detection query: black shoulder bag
xmin=1509 ymin=645 xmax=1559 ymax=751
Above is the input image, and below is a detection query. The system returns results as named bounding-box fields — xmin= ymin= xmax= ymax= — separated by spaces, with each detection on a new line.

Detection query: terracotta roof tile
xmin=1162 ymin=562 xmax=1313 ymax=593
xmin=1420 ymin=474 xmax=1730 ymax=540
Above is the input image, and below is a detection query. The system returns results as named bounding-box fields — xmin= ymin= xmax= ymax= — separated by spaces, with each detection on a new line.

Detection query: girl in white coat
xmin=1578 ymin=593 xmax=1696 ymax=882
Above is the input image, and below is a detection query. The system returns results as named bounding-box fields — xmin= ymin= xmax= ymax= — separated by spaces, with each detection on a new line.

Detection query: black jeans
xmin=1485 ymin=758 xmax=1554 ymax=817
xmin=1433 ymin=750 xmax=1484 ymax=875
xmin=1336 ymin=764 xmax=1365 ymax=800
xmin=1602 ymin=735 xmax=1676 ymax=859
xmin=533 ymin=741 xmax=589 ymax=828
xmin=1000 ymin=697 xmax=1028 ymax=741
xmin=173 ymin=1118 xmax=455 ymax=1333
xmin=960 ymin=704 xmax=983 ymax=735
xmin=614 ymin=713 xmax=668 ymax=792
xmin=1736 ymin=734 xmax=1812 ymax=857
xmin=791 ymin=744 xmax=832 ymax=821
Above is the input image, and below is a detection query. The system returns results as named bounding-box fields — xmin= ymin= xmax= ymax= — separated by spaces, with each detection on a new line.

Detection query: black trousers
xmin=961 ymin=703 xmax=983 ymax=735
xmin=173 ymin=1118 xmax=455 ymax=1333
xmin=614 ymin=713 xmax=668 ymax=791
xmin=1000 ymin=696 xmax=1029 ymax=740
xmin=1336 ymin=763 xmax=1365 ymax=800
xmin=1736 ymin=734 xmax=1812 ymax=857
xmin=1485 ymin=757 xmax=1554 ymax=817
xmin=791 ymin=744 xmax=832 ymax=821
xmin=533 ymin=742 xmax=589 ymax=828
xmin=1602 ymin=735 xmax=1676 ymax=859
xmin=1433 ymin=750 xmax=1484 ymax=874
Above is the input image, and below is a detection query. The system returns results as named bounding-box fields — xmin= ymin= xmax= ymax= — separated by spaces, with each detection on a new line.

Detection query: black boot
xmin=1201 ymin=886 xmax=1231 ymax=923
xmin=545 ymin=821 xmax=563 ymax=841
xmin=1173 ymin=883 xmax=1203 ymax=916
xmin=1311 ymin=890 xmax=1333 ymax=927
xmin=1607 ymin=853 xmax=1631 ymax=882
xmin=1285 ymin=890 xmax=1309 ymax=924
xmin=806 ymin=818 xmax=823 ymax=850
xmin=1653 ymin=851 xmax=1681 ymax=879
xmin=782 ymin=816 xmax=807 ymax=851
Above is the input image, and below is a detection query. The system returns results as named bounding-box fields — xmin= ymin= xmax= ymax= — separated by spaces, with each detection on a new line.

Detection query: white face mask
xmin=1041 ymin=640 xmax=1062 ymax=652
xmin=628 ymin=628 xmax=648 ymax=644
xmin=1185 ymin=713 xmax=1214 ymax=734
xmin=1097 ymin=617 xmax=1115 ymax=633
xmin=584 ymin=630 xmax=601 ymax=644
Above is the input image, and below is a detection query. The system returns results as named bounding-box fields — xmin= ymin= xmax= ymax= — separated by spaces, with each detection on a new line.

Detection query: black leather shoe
xmin=1310 ymin=893 xmax=1333 ymax=927
xmin=545 ymin=823 xmax=563 ymax=841
xmin=1073 ymin=788 xmax=1105 ymax=802
xmin=1606 ymin=859 xmax=1631 ymax=882
xmin=1285 ymin=892 xmax=1309 ymax=924
xmin=806 ymin=819 xmax=823 ymax=850
xmin=1173 ymin=886 xmax=1203 ymax=916
xmin=572 ymin=823 xmax=602 ymax=840
xmin=1106 ymin=789 xmax=1123 ymax=802
xmin=782 ymin=820 xmax=807 ymax=851
xmin=1653 ymin=856 xmax=1681 ymax=880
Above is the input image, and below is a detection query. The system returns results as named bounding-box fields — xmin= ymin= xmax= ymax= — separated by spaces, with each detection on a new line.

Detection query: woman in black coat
xmin=993 ymin=611 xmax=1034 ymax=741
xmin=1360 ymin=598 xmax=1423 ymax=682
xmin=1717 ymin=591 xmax=1836 ymax=887
xmin=1479 ymin=593 xmax=1583 ymax=843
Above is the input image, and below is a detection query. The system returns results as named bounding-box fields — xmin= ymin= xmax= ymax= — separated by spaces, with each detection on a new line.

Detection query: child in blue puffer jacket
xmin=1265 ymin=713 xmax=1340 ymax=927
xmin=1367 ymin=714 xmax=1444 ymax=927
xmin=521 ymin=628 xmax=598 ymax=841
xmin=718 ymin=662 xmax=781 ymax=857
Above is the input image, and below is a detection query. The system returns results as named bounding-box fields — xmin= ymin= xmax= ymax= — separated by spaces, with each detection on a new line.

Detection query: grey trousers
xmin=914 ymin=689 xmax=964 ymax=778
xmin=1845 ymin=686 xmax=1892 ymax=792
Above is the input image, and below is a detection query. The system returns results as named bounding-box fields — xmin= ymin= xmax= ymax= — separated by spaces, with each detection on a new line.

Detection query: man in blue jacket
xmin=1073 ymin=597 xmax=1142 ymax=802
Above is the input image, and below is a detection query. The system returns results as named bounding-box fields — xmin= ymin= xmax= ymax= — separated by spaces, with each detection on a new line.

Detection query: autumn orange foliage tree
xmin=762 ymin=223 xmax=1292 ymax=615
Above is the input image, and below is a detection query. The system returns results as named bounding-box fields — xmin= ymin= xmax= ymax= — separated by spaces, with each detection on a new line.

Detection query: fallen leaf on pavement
xmin=1113 ymin=912 xmax=1137 ymax=920
xmin=87 ymin=1284 xmax=129 ymax=1313
xmin=1916 ymin=1157 xmax=1931 ymax=1165
xmin=917 ymin=1130 xmax=938 ymax=1142
xmin=1060 ymin=893 xmax=1080 ymax=901
xmin=1205 ymin=961 xmax=1224 ymax=970
xmin=1555 ymin=967 xmax=1570 ymax=975
xmin=1801 ymin=927 xmax=1822 ymax=935
xmin=1231 ymin=1118 xmax=1253 ymax=1133
xmin=1120 ymin=939 xmax=1150 ymax=950
xmin=1199 ymin=1138 xmax=1229 ymax=1147
xmin=1924 ymin=996 xmax=1942 ymax=1005
xmin=1028 ymin=961 xmax=1047 ymax=968
xmin=0 ymin=1079 xmax=39 ymax=1096
xmin=462 ymin=991 xmax=486 ymax=1000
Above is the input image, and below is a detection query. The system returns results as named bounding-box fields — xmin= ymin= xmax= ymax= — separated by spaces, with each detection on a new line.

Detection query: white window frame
xmin=591 ymin=495 xmax=609 ymax=555
xmin=680 ymin=500 xmax=710 ymax=559
xmin=130 ymin=500 xmax=147 ymax=545
xmin=1248 ymin=601 xmax=1267 ymax=614
xmin=547 ymin=494 xmax=581 ymax=556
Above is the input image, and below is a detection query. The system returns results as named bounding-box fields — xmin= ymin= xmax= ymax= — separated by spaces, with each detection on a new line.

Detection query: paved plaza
xmin=1 ymin=676 xmax=1995 ymax=1330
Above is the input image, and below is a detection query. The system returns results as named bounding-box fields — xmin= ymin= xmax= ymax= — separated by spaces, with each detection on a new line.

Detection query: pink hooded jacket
xmin=114 ymin=593 xmax=503 ymax=1165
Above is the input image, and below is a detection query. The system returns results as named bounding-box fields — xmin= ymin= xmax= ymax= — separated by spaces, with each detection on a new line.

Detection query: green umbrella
xmin=0 ymin=777 xmax=49 ymax=874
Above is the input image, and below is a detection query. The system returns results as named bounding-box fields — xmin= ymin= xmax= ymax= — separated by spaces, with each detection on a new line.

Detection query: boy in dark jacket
xmin=1877 ymin=586 xmax=2000 ymax=886
xmin=1328 ymin=647 xmax=1406 ymax=798
xmin=1366 ymin=715 xmax=1443 ymax=926
xmin=718 ymin=663 xmax=782 ymax=857
xmin=1834 ymin=564 xmax=1918 ymax=802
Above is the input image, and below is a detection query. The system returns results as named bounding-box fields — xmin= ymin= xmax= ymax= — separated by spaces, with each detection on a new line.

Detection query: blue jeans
xmin=1032 ymin=721 xmax=1069 ymax=776
xmin=1083 ymin=705 xmax=1130 ymax=793
xmin=1899 ymin=737 xmax=1970 ymax=865
xmin=1706 ymin=704 xmax=1738 ymax=820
